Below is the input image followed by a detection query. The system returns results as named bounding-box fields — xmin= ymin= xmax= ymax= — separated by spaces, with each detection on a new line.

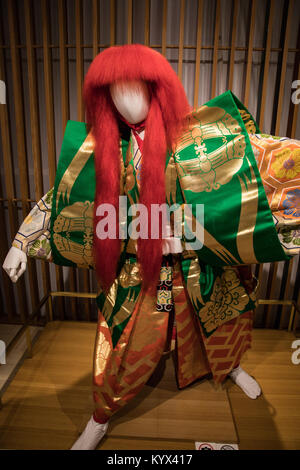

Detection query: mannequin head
xmin=109 ymin=80 xmax=150 ymax=124
xmin=84 ymin=44 xmax=191 ymax=292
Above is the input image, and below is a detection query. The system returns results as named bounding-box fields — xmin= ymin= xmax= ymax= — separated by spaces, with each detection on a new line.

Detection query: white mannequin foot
xmin=228 ymin=365 xmax=261 ymax=399
xmin=70 ymin=415 xmax=109 ymax=450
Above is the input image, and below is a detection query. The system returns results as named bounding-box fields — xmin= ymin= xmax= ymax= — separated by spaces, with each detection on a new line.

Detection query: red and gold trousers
xmin=92 ymin=256 xmax=253 ymax=424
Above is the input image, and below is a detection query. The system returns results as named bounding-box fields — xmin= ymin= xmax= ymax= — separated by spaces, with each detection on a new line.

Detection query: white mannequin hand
xmin=3 ymin=246 xmax=27 ymax=283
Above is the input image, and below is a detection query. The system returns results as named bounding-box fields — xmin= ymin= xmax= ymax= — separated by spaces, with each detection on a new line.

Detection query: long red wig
xmin=83 ymin=44 xmax=191 ymax=292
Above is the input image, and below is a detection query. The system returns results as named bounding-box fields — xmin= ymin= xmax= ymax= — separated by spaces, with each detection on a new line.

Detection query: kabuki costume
xmin=10 ymin=46 xmax=300 ymax=429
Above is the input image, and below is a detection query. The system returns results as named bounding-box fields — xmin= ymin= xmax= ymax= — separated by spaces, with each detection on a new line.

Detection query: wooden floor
xmin=227 ymin=329 xmax=300 ymax=450
xmin=0 ymin=325 xmax=43 ymax=398
xmin=0 ymin=321 xmax=299 ymax=450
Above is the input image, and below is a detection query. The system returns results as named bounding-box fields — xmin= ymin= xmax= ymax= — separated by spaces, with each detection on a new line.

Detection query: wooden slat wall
xmin=258 ymin=0 xmax=275 ymax=130
xmin=144 ymin=0 xmax=150 ymax=46
xmin=92 ymin=0 xmax=100 ymax=57
xmin=177 ymin=0 xmax=185 ymax=81
xmin=0 ymin=0 xmax=299 ymax=329
xmin=110 ymin=0 xmax=116 ymax=46
xmin=193 ymin=0 xmax=203 ymax=108
xmin=162 ymin=0 xmax=168 ymax=57
xmin=7 ymin=1 xmax=40 ymax=319
xmin=75 ymin=0 xmax=91 ymax=321
xmin=41 ymin=0 xmax=66 ymax=320
xmin=274 ymin=0 xmax=294 ymax=136
xmin=243 ymin=0 xmax=256 ymax=107
xmin=211 ymin=0 xmax=220 ymax=99
xmin=58 ymin=0 xmax=77 ymax=320
xmin=0 ymin=22 xmax=17 ymax=322
xmin=24 ymin=0 xmax=51 ymax=319
xmin=228 ymin=0 xmax=238 ymax=93
xmin=127 ymin=0 xmax=133 ymax=44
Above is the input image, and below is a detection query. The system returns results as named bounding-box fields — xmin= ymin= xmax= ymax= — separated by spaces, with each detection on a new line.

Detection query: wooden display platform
xmin=0 ymin=321 xmax=236 ymax=449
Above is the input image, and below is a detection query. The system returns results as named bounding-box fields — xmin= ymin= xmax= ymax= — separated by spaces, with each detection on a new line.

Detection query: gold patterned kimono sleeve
xmin=248 ymin=133 xmax=300 ymax=256
xmin=12 ymin=188 xmax=54 ymax=260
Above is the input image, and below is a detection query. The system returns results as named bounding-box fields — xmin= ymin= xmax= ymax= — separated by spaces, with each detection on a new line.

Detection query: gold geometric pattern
xmin=174 ymin=105 xmax=245 ymax=193
xmin=53 ymin=201 xmax=94 ymax=268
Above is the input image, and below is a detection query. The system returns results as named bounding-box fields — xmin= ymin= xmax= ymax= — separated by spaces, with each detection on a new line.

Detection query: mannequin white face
xmin=109 ymin=80 xmax=150 ymax=124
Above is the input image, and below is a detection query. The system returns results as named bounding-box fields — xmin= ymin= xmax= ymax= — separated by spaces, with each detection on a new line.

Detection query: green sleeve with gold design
xmin=174 ymin=90 xmax=290 ymax=267
xmin=50 ymin=120 xmax=96 ymax=268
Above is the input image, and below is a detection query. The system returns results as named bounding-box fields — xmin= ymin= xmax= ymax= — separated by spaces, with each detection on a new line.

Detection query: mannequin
xmin=3 ymin=45 xmax=300 ymax=450
xmin=2 ymin=80 xmax=260 ymax=449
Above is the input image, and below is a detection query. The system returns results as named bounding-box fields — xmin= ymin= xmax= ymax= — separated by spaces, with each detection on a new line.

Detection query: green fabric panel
xmin=176 ymin=90 xmax=290 ymax=266
xmin=50 ymin=121 xmax=131 ymax=268
xmin=222 ymin=91 xmax=289 ymax=264
xmin=50 ymin=121 xmax=93 ymax=267
xmin=180 ymin=257 xmax=256 ymax=337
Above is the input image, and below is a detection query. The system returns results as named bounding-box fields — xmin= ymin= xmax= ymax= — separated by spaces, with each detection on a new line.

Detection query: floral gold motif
xmin=271 ymin=148 xmax=300 ymax=181
xmin=199 ymin=269 xmax=249 ymax=333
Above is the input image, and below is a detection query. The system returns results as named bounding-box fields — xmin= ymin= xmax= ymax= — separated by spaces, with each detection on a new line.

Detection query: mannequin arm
xmin=12 ymin=188 xmax=53 ymax=258
xmin=2 ymin=188 xmax=53 ymax=283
